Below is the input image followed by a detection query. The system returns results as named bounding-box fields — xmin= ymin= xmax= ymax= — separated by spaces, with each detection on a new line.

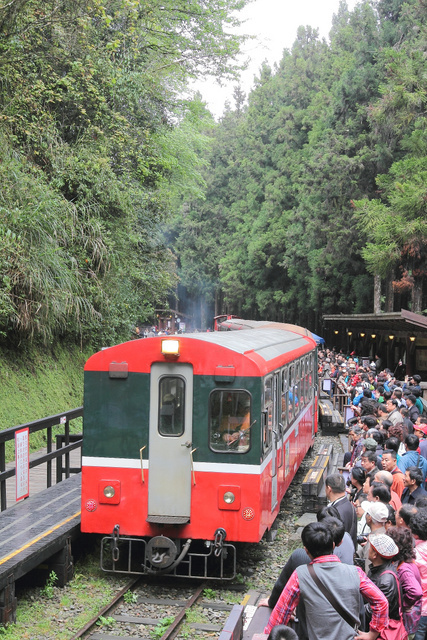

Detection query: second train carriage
xmin=80 ymin=322 xmax=318 ymax=579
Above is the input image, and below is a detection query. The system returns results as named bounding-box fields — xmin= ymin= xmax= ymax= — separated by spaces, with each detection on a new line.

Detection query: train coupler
xmin=112 ymin=524 xmax=120 ymax=562
xmin=213 ymin=527 xmax=227 ymax=557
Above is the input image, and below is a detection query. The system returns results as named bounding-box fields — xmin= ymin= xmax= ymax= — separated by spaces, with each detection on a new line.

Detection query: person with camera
xmin=356 ymin=501 xmax=389 ymax=573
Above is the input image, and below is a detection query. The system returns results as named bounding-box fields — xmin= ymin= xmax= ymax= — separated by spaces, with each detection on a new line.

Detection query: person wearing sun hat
xmin=365 ymin=534 xmax=402 ymax=632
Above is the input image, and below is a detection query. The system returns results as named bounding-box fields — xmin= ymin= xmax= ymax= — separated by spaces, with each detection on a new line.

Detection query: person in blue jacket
xmin=397 ymin=434 xmax=427 ymax=482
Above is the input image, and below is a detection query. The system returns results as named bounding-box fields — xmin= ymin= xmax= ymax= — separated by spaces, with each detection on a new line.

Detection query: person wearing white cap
xmin=356 ymin=502 xmax=389 ymax=574
xmin=365 ymin=534 xmax=403 ymax=636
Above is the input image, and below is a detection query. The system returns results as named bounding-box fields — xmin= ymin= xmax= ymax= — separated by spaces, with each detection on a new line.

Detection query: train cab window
xmin=158 ymin=377 xmax=185 ymax=436
xmin=209 ymin=390 xmax=251 ymax=453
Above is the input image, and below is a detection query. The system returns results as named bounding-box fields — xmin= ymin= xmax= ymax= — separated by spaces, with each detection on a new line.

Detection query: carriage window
xmin=281 ymin=367 xmax=288 ymax=431
xmin=300 ymin=360 xmax=305 ymax=408
xmin=263 ymin=377 xmax=273 ymax=453
xmin=158 ymin=377 xmax=185 ymax=436
xmin=288 ymin=367 xmax=295 ymax=422
xmin=296 ymin=362 xmax=302 ymax=414
xmin=209 ymin=390 xmax=251 ymax=453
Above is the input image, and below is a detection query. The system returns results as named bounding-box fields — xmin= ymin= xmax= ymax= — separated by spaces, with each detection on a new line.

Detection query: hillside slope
xmin=0 ymin=343 xmax=93 ymax=430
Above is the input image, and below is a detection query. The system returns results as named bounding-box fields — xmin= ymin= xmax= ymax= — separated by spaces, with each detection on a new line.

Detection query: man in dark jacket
xmin=365 ymin=533 xmax=401 ymax=629
xmin=401 ymin=466 xmax=427 ymax=505
xmin=325 ymin=473 xmax=358 ymax=547
xmin=406 ymin=395 xmax=420 ymax=424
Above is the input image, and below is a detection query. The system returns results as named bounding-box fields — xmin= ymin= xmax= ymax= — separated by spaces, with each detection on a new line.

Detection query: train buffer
xmin=0 ymin=473 xmax=81 ymax=624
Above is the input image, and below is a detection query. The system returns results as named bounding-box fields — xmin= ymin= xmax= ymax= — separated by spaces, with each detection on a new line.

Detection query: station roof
xmin=323 ymin=309 xmax=427 ymax=337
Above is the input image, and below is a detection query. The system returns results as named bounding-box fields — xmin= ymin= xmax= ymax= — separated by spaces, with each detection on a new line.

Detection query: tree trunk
xmin=412 ymin=278 xmax=423 ymax=313
xmin=373 ymin=274 xmax=381 ymax=313
xmin=385 ymin=271 xmax=394 ymax=312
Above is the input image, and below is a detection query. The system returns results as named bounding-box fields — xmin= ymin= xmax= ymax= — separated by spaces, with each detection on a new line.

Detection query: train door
xmin=264 ymin=374 xmax=279 ymax=511
xmin=147 ymin=363 xmax=193 ymax=523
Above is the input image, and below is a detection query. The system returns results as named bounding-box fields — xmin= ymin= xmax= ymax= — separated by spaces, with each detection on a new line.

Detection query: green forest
xmin=1 ymin=0 xmax=427 ymax=347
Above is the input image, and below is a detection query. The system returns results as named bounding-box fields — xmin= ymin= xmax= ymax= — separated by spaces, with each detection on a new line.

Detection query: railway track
xmin=70 ymin=578 xmax=241 ymax=640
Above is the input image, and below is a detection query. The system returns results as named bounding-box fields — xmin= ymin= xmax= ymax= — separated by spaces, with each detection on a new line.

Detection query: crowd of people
xmin=258 ymin=349 xmax=427 ymax=640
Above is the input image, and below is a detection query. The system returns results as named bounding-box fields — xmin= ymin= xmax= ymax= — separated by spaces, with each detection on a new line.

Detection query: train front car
xmin=81 ymin=327 xmax=317 ymax=579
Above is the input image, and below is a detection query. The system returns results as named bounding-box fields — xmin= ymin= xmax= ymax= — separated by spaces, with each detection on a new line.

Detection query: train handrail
xmin=0 ymin=407 xmax=83 ymax=511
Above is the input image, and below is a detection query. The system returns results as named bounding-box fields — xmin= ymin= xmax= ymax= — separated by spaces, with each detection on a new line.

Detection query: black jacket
xmin=366 ymin=561 xmax=401 ymax=624
xmin=331 ymin=495 xmax=358 ymax=548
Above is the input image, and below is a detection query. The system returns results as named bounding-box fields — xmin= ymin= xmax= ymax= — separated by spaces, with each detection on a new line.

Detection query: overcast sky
xmin=192 ymin=0 xmax=360 ymax=119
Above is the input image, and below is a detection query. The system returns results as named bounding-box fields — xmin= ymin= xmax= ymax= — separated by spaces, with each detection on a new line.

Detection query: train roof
xmin=182 ymin=327 xmax=312 ymax=360
xmin=85 ymin=323 xmax=316 ymax=377
xmin=216 ymin=318 xmax=315 ymax=337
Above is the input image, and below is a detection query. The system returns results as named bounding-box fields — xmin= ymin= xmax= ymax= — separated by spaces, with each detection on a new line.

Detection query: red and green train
xmin=81 ymin=319 xmax=318 ymax=579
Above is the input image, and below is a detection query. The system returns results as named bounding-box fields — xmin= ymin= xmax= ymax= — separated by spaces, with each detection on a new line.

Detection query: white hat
xmin=360 ymin=501 xmax=388 ymax=523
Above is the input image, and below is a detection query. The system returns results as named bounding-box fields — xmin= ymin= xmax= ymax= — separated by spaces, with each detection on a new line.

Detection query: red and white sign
xmin=15 ymin=427 xmax=29 ymax=501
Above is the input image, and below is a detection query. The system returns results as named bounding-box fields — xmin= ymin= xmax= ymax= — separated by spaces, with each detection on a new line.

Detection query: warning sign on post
xmin=15 ymin=427 xmax=29 ymax=501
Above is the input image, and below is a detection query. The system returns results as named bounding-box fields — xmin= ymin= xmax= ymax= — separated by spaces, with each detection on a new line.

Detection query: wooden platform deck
xmin=0 ymin=448 xmax=82 ymax=623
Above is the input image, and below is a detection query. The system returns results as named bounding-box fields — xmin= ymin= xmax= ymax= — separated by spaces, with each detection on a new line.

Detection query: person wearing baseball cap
xmin=361 ymin=501 xmax=389 ymax=527
xmin=414 ymin=423 xmax=427 ymax=437
xmin=356 ymin=502 xmax=389 ymax=573
xmin=365 ymin=534 xmax=402 ymax=632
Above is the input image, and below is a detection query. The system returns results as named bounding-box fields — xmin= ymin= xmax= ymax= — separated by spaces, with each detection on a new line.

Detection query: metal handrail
xmin=0 ymin=407 xmax=83 ymax=511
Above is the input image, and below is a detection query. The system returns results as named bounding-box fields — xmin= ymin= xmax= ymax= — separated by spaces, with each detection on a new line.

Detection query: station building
xmin=323 ymin=309 xmax=427 ymax=382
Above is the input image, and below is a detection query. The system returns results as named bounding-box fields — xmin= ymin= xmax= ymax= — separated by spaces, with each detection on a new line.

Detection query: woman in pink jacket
xmin=409 ymin=510 xmax=427 ymax=640
xmin=388 ymin=526 xmax=422 ymax=636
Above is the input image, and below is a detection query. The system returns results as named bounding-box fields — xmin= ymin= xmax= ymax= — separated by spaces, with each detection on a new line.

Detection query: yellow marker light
xmin=103 ymin=485 xmax=115 ymax=498
xmin=161 ymin=339 xmax=180 ymax=355
xmin=410 ymin=336 xmax=416 ymax=342
xmin=223 ymin=491 xmax=235 ymax=504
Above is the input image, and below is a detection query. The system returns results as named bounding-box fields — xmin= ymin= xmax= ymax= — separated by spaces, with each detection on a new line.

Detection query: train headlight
xmin=218 ymin=485 xmax=240 ymax=510
xmin=161 ymin=339 xmax=180 ymax=355
xmin=99 ymin=480 xmax=121 ymax=504
xmin=223 ymin=491 xmax=235 ymax=504
xmin=103 ymin=485 xmax=115 ymax=498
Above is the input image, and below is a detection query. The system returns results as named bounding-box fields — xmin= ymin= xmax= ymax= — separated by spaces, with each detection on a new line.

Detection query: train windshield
xmin=209 ymin=390 xmax=251 ymax=453
xmin=158 ymin=376 xmax=185 ymax=436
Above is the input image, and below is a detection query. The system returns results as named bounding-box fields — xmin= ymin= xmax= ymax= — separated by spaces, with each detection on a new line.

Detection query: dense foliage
xmin=166 ymin=0 xmax=427 ymax=331
xmin=0 ymin=0 xmax=248 ymax=347
xmin=2 ymin=0 xmax=426 ymax=342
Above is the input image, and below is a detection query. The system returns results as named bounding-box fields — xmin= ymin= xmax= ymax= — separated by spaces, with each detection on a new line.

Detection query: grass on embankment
xmin=0 ymin=342 xmax=94 ymax=457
